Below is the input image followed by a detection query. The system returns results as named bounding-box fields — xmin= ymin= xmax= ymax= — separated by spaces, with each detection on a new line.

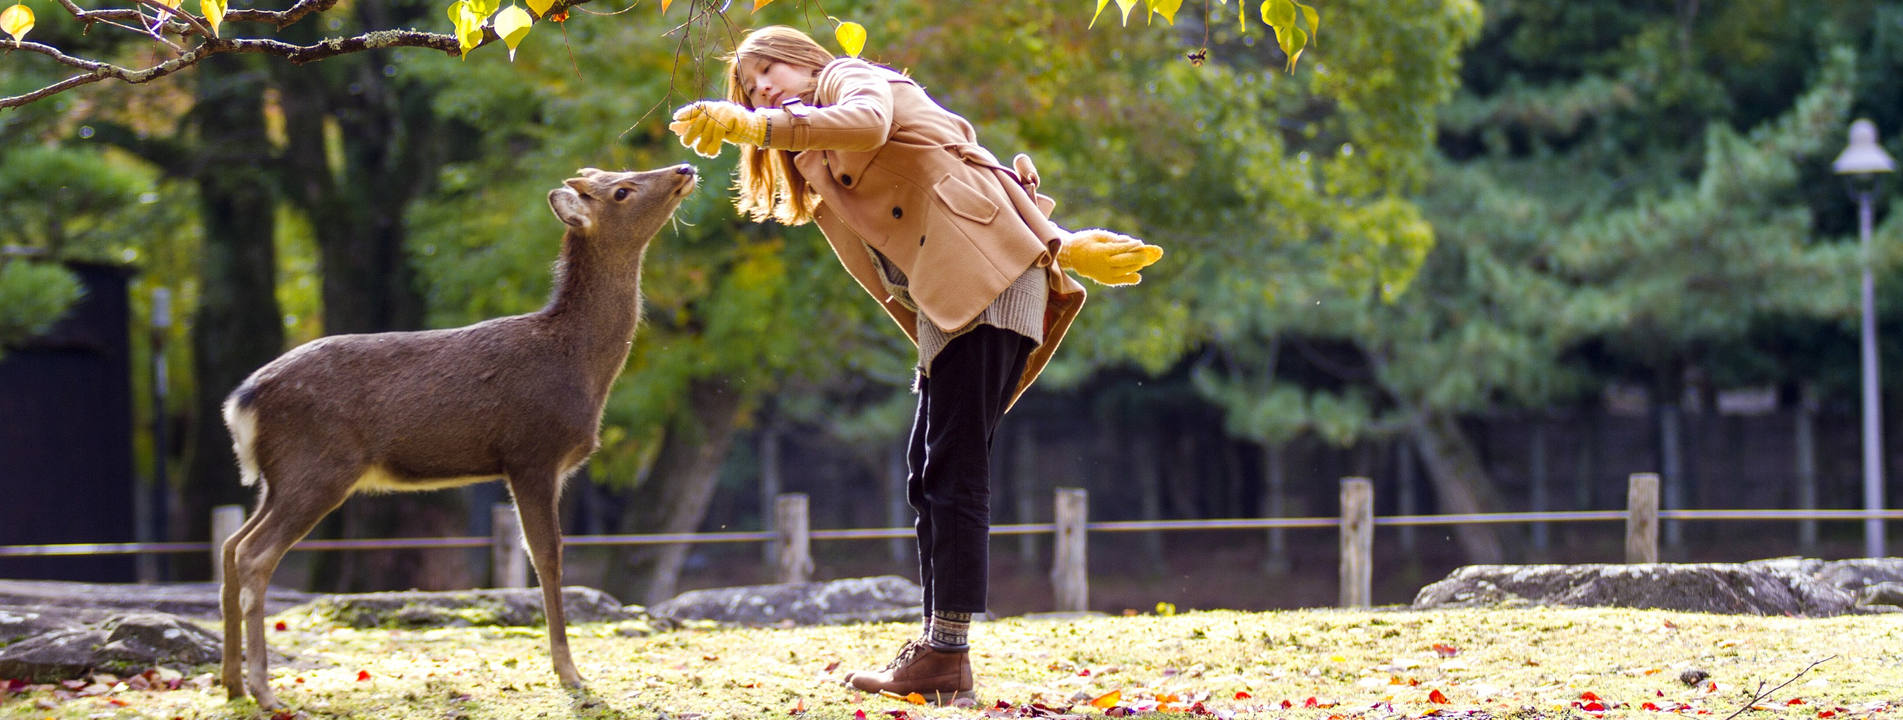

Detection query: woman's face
xmin=738 ymin=56 xmax=816 ymax=109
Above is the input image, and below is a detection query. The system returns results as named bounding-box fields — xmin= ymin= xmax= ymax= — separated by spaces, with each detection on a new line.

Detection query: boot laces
xmin=882 ymin=638 xmax=927 ymax=671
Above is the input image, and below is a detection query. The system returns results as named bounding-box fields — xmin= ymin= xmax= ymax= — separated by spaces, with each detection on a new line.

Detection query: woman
xmin=669 ymin=25 xmax=1161 ymax=703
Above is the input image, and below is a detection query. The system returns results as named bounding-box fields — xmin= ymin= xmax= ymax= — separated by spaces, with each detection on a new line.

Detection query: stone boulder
xmin=291 ymin=586 xmax=637 ymax=628
xmin=0 ymin=580 xmax=316 ymax=621
xmin=651 ymin=576 xmax=922 ymax=626
xmin=1412 ymin=558 xmax=1903 ymax=616
xmin=0 ymin=613 xmax=221 ymax=682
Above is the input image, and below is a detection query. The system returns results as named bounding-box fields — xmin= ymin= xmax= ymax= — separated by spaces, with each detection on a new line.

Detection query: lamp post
xmin=1833 ymin=119 xmax=1896 ymax=559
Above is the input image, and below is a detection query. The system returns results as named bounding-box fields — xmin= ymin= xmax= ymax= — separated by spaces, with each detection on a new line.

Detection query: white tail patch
xmin=223 ymin=397 xmax=263 ymax=487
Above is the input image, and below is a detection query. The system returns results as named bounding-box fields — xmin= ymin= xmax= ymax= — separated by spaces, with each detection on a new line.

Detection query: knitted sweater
xmin=867 ymin=243 xmax=1046 ymax=375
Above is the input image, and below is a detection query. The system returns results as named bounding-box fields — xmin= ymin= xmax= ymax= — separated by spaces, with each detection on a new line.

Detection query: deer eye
xmin=614 ymin=187 xmax=631 ymax=201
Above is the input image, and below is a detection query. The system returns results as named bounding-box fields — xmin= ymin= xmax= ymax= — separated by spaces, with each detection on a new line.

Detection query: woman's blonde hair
xmin=728 ymin=26 xmax=834 ymax=225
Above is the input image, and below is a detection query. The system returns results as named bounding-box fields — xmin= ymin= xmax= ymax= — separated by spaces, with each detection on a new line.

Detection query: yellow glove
xmin=668 ymin=101 xmax=767 ymax=158
xmin=1058 ymin=229 xmax=1164 ymax=286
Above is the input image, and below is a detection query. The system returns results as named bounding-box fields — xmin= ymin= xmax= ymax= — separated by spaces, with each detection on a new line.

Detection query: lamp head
xmin=1834 ymin=119 xmax=1897 ymax=176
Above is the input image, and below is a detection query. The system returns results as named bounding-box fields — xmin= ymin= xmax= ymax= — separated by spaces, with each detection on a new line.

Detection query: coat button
xmin=840 ymin=174 xmax=852 ymax=186
xmin=892 ymin=206 xmax=903 ymax=219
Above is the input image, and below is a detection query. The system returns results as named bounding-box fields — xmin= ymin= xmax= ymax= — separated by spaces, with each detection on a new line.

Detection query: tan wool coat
xmin=758 ymin=58 xmax=1087 ymax=407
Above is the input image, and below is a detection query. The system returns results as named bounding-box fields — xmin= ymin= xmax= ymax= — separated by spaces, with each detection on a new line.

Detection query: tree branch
xmin=2 ymin=0 xmax=604 ymax=109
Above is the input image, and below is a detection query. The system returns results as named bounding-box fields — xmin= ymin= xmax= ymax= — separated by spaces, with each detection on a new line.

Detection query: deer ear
xmin=548 ymin=187 xmax=591 ymax=230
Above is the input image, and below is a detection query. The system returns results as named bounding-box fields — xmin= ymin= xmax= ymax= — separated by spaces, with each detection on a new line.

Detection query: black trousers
xmin=907 ymin=325 xmax=1035 ymax=616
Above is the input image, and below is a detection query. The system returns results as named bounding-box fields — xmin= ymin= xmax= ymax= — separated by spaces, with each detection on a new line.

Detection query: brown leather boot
xmin=844 ymin=639 xmax=975 ymax=704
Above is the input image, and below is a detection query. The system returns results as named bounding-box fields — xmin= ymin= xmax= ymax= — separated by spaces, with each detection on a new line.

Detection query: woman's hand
xmin=1058 ymin=229 xmax=1164 ymax=286
xmin=669 ymin=101 xmax=768 ymax=158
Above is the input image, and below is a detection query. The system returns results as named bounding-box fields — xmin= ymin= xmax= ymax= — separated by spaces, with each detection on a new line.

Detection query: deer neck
xmin=542 ymin=230 xmax=646 ymax=378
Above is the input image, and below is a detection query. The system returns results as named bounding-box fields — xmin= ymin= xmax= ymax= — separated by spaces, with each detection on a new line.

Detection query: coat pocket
xmin=932 ymin=174 xmax=999 ymax=225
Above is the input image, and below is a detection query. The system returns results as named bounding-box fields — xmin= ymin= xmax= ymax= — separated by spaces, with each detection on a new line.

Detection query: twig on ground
xmin=1720 ymin=656 xmax=1834 ymax=720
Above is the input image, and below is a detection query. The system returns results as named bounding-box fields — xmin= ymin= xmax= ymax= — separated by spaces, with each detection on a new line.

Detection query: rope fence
xmin=3 ymin=472 xmax=1899 ymax=609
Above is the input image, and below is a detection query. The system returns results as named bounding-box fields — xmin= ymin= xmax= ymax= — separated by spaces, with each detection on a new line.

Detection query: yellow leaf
xmin=1089 ymin=0 xmax=1109 ymax=28
xmin=834 ymin=20 xmax=865 ymax=57
xmin=1147 ymin=0 xmax=1181 ymax=24
xmin=1 ymin=3 xmax=34 ymax=42
xmin=1114 ymin=0 xmax=1137 ymax=26
xmin=753 ymin=0 xmax=774 ymax=10
xmin=448 ymin=0 xmax=482 ymax=58
xmin=528 ymin=0 xmax=554 ymax=17
xmin=1260 ymin=0 xmax=1294 ymax=32
xmin=1298 ymin=1 xmax=1318 ymax=39
xmin=469 ymin=0 xmax=496 ymax=19
xmin=659 ymin=0 xmax=671 ymax=12
xmin=1090 ymin=689 xmax=1122 ymax=708
xmin=902 ymin=692 xmax=926 ymax=705
xmin=1281 ymin=25 xmax=1306 ymax=71
xmin=199 ymin=0 xmax=225 ymax=36
xmin=494 ymin=4 xmax=531 ymax=61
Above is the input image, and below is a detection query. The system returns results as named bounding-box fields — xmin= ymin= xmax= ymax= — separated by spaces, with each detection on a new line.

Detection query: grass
xmin=3 ymin=606 xmax=1900 ymax=719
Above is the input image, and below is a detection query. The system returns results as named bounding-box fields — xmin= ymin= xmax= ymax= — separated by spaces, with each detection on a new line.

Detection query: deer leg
xmin=233 ymin=477 xmax=353 ymax=709
xmin=220 ymin=503 xmax=277 ymax=699
xmin=510 ymin=473 xmax=583 ymax=688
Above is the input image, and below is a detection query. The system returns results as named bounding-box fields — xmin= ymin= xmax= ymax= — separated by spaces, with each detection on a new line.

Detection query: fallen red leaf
xmin=274 ymin=621 xmax=287 ymax=632
xmin=1582 ymin=701 xmax=1606 ymax=712
xmin=1817 ymin=711 xmax=1836 ymax=718
xmin=825 ymin=660 xmax=841 ymax=672
xmin=1428 ymin=690 xmax=1450 ymax=704
xmin=1090 ymin=690 xmax=1122 ymax=708
xmin=1581 ymin=692 xmax=1602 ymax=701
xmin=1788 ymin=698 xmax=1807 ymax=706
xmin=1432 ymin=644 xmax=1460 ymax=657
xmin=1708 ymin=682 xmax=1718 ymax=692
xmin=1077 ymin=668 xmax=1092 ymax=677
xmin=1642 ymin=702 xmax=1661 ymax=711
xmin=1281 ymin=699 xmax=1294 ymax=709
xmin=1304 ymin=696 xmax=1321 ymax=708
xmin=356 ymin=670 xmax=371 ymax=681
xmin=108 ymin=698 xmax=129 ymax=706
xmin=788 ymin=698 xmax=805 ymax=715
xmin=852 ymin=711 xmax=867 ymax=720
xmin=1234 ymin=691 xmax=1251 ymax=699
xmin=271 ymin=711 xmax=296 ymax=720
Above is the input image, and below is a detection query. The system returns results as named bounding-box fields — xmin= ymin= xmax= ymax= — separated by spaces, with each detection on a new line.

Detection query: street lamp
xmin=1833 ymin=118 xmax=1895 ymax=559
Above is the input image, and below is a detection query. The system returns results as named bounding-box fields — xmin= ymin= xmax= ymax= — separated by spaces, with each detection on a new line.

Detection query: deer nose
xmin=676 ymin=165 xmax=696 ymax=176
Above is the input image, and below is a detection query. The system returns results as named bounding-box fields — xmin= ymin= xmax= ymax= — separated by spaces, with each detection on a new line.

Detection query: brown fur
xmin=217 ymin=165 xmax=698 ymax=709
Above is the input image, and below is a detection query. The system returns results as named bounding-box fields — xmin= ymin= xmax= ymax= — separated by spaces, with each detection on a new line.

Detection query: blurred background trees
xmin=3 ymin=0 xmax=1901 ymax=607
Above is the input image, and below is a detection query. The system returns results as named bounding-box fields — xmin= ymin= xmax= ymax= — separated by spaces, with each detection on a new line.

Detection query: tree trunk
xmin=614 ymin=377 xmax=748 ymax=605
xmin=177 ymin=54 xmax=285 ymax=580
xmin=272 ymin=0 xmax=451 ymax=591
xmin=1405 ymin=411 xmax=1505 ymax=564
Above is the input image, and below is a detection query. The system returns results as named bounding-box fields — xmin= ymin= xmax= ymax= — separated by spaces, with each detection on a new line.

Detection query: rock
xmin=1858 ymin=581 xmax=1903 ymax=608
xmin=0 ymin=580 xmax=316 ymax=621
xmin=1815 ymin=558 xmax=1903 ymax=593
xmin=650 ymin=576 xmax=923 ymax=626
xmin=0 ymin=605 xmax=96 ymax=646
xmin=292 ymin=586 xmax=636 ymax=629
xmin=0 ymin=613 xmax=221 ymax=683
xmin=1412 ymin=560 xmax=1860 ymax=616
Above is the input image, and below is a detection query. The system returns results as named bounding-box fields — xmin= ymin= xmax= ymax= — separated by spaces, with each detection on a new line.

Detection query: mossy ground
xmin=3 ymin=606 xmax=1898 ymax=719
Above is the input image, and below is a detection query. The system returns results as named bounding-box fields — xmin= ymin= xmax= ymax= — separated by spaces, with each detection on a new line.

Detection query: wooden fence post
xmin=1051 ymin=488 xmax=1089 ymax=612
xmin=776 ymin=493 xmax=813 ymax=583
xmin=1338 ymin=478 xmax=1373 ymax=609
xmin=1626 ymin=473 xmax=1659 ymax=563
xmin=210 ymin=505 xmax=244 ymax=585
xmin=491 ymin=503 xmax=529 ymax=588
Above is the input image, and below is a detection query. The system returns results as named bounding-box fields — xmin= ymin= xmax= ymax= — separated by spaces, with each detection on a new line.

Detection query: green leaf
xmin=494 ymin=4 xmax=531 ymax=61
xmin=1297 ymin=1 xmax=1318 ymax=40
xmin=1260 ymin=0 xmax=1294 ymax=32
xmin=834 ymin=20 xmax=865 ymax=57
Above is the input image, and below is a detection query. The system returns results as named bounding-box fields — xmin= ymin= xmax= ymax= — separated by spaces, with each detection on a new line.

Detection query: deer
xmin=217 ymin=164 xmax=698 ymax=709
